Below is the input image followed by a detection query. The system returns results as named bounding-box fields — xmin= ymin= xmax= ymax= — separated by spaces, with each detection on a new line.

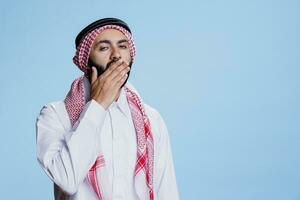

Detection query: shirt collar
xmin=112 ymin=86 xmax=131 ymax=118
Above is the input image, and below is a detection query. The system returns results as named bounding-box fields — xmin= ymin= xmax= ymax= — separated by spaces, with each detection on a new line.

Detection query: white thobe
xmin=36 ymin=81 xmax=179 ymax=200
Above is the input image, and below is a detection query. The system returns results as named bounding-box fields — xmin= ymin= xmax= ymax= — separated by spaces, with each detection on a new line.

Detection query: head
xmin=73 ymin=18 xmax=136 ymax=85
xmin=88 ymin=28 xmax=133 ymax=76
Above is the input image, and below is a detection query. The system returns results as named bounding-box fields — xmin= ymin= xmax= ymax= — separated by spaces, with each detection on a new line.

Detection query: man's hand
xmin=90 ymin=60 xmax=130 ymax=109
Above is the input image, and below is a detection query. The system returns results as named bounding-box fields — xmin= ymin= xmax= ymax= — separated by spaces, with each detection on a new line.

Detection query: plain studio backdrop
xmin=0 ymin=0 xmax=299 ymax=199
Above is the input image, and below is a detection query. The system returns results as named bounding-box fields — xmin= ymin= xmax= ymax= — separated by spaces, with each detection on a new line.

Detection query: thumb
xmin=91 ymin=67 xmax=98 ymax=84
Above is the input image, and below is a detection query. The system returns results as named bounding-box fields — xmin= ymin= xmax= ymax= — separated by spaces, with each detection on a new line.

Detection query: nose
xmin=110 ymin=46 xmax=121 ymax=61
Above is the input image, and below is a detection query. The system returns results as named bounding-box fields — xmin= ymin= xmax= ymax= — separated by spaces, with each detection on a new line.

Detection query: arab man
xmin=36 ymin=17 xmax=179 ymax=200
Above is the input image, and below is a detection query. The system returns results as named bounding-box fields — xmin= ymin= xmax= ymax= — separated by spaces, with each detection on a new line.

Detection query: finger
xmin=114 ymin=73 xmax=128 ymax=88
xmin=111 ymin=67 xmax=129 ymax=85
xmin=102 ymin=60 xmax=125 ymax=78
xmin=107 ymin=64 xmax=130 ymax=82
xmin=91 ymin=67 xmax=98 ymax=84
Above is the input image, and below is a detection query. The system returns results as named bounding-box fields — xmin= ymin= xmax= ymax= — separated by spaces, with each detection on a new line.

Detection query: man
xmin=36 ymin=18 xmax=179 ymax=200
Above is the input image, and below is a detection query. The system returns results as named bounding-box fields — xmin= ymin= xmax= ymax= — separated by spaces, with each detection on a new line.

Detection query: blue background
xmin=0 ymin=0 xmax=299 ymax=199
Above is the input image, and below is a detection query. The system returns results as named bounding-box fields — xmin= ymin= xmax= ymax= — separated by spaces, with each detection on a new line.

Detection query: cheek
xmin=89 ymin=50 xmax=109 ymax=65
xmin=122 ymin=50 xmax=132 ymax=62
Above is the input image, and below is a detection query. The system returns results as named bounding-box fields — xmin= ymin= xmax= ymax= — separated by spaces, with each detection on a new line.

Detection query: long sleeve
xmin=154 ymin=113 xmax=180 ymax=200
xmin=36 ymin=100 xmax=107 ymax=195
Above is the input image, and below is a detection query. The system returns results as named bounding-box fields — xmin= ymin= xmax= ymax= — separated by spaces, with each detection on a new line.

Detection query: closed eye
xmin=119 ymin=45 xmax=128 ymax=49
xmin=99 ymin=47 xmax=109 ymax=51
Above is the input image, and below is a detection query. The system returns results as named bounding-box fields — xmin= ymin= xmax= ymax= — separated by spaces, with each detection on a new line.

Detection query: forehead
xmin=95 ymin=29 xmax=127 ymax=42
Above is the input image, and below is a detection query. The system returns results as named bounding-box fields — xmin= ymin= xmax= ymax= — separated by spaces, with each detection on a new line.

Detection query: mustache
xmin=106 ymin=58 xmax=119 ymax=69
xmin=88 ymin=58 xmax=132 ymax=78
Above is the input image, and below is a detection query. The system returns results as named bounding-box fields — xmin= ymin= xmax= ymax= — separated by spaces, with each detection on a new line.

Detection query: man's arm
xmin=36 ymin=100 xmax=106 ymax=195
xmin=154 ymin=113 xmax=180 ymax=200
xmin=36 ymin=58 xmax=130 ymax=195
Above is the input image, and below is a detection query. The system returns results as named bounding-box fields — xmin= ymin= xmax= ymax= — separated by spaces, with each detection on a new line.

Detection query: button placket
xmin=110 ymin=106 xmax=127 ymax=198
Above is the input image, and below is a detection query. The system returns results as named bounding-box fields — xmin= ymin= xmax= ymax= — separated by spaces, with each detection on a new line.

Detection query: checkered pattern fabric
xmin=125 ymin=87 xmax=154 ymax=200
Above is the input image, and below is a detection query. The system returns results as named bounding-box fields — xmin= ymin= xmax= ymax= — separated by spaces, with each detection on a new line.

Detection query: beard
xmin=88 ymin=58 xmax=133 ymax=88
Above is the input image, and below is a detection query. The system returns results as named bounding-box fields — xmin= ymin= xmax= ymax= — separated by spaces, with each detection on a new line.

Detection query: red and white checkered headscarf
xmin=73 ymin=25 xmax=136 ymax=74
xmin=64 ymin=25 xmax=154 ymax=200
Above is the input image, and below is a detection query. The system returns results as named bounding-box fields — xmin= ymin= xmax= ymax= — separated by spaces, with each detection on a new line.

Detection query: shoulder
xmin=143 ymin=103 xmax=170 ymax=144
xmin=144 ymin=103 xmax=161 ymax=121
xmin=37 ymin=100 xmax=70 ymax=129
xmin=38 ymin=101 xmax=66 ymax=117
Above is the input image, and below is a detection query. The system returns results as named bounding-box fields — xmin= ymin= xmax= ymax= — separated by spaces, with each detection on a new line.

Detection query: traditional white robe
xmin=36 ymin=80 xmax=179 ymax=200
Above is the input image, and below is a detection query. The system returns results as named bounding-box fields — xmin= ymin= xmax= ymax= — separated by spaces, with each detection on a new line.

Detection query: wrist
xmin=93 ymin=98 xmax=109 ymax=110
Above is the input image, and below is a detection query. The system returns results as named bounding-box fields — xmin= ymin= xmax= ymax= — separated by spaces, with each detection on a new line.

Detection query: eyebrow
xmin=95 ymin=39 xmax=129 ymax=47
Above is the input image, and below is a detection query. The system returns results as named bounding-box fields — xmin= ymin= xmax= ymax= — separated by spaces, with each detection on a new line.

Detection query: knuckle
xmin=117 ymin=65 xmax=123 ymax=71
